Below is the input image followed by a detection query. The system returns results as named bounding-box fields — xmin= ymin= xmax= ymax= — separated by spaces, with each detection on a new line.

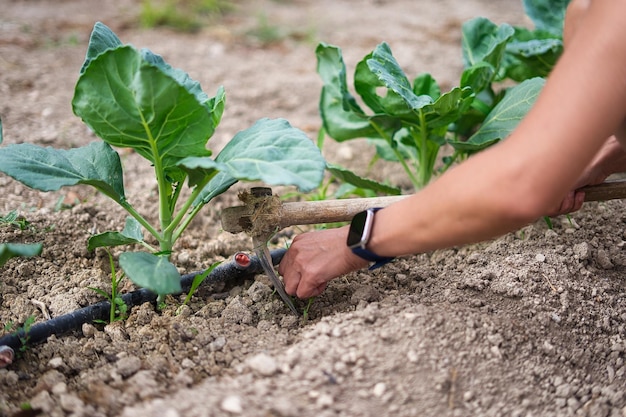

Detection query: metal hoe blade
xmin=253 ymin=236 xmax=299 ymax=315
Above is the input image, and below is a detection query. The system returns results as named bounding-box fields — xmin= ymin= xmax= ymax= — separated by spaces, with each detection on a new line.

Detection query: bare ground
xmin=1 ymin=1 xmax=626 ymax=416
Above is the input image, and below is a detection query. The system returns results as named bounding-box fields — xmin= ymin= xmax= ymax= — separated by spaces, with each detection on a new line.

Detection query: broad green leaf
xmin=355 ymin=51 xmax=416 ymax=117
xmin=523 ymin=0 xmax=570 ymax=35
xmin=461 ymin=62 xmax=495 ymax=92
xmin=316 ymin=43 xmax=384 ymax=141
xmin=87 ymin=216 xmax=144 ymax=251
xmin=0 ymin=141 xmax=125 ymax=203
xmin=79 ymin=22 xmax=123 ymax=74
xmin=0 ymin=243 xmax=42 ymax=267
xmin=73 ymin=45 xmax=215 ymax=180
xmin=180 ymin=118 xmax=325 ymax=193
xmin=421 ymin=86 xmax=474 ymax=129
xmin=326 ymin=163 xmax=401 ymax=195
xmin=413 ymin=73 xmax=441 ymax=99
xmin=119 ymin=251 xmax=181 ymax=295
xmin=451 ymin=77 xmax=545 ymax=151
xmin=366 ymin=42 xmax=433 ymax=113
xmin=193 ymin=171 xmax=237 ymax=206
xmin=504 ymin=36 xmax=562 ymax=81
xmin=462 ymin=18 xmax=515 ymax=70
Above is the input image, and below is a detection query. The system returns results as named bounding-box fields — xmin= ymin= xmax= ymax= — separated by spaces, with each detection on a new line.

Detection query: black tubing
xmin=0 ymin=249 xmax=286 ymax=351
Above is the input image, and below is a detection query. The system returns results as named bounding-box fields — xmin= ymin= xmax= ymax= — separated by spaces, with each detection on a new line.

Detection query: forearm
xmin=368 ymin=0 xmax=626 ymax=258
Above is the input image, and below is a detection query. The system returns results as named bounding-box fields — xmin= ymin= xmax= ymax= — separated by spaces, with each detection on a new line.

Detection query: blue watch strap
xmin=351 ymin=246 xmax=394 ymax=270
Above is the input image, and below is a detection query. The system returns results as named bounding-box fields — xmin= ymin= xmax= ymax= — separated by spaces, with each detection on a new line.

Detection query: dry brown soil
xmin=1 ymin=1 xmax=626 ymax=416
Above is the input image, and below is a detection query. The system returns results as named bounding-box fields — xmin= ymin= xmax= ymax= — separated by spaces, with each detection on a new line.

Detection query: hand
xmin=548 ymin=135 xmax=626 ymax=217
xmin=277 ymin=226 xmax=369 ymax=299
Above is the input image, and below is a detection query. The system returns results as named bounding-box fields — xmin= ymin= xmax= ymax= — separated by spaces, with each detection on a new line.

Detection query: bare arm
xmin=279 ymin=0 xmax=626 ymax=298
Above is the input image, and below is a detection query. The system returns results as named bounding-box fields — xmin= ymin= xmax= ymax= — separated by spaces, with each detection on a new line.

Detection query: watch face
xmin=346 ymin=210 xmax=370 ymax=248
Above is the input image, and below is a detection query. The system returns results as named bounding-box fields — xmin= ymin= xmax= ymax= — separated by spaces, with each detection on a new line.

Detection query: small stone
xmin=573 ymin=242 xmax=590 ymax=260
xmin=373 ymin=382 xmax=386 ymax=397
xmin=48 ymin=357 xmax=66 ymax=369
xmin=316 ymin=393 xmax=334 ymax=408
xmin=407 ymin=350 xmax=419 ymax=363
xmin=463 ymin=391 xmax=474 ymax=402
xmin=596 ymin=249 xmax=614 ymax=269
xmin=210 ymin=336 xmax=227 ymax=352
xmin=535 ymin=253 xmax=546 ymax=262
xmin=59 ymin=393 xmax=85 ymax=413
xmin=116 ymin=355 xmax=142 ymax=378
xmin=221 ymin=395 xmax=243 ymax=414
xmin=247 ymin=353 xmax=278 ymax=376
xmin=82 ymin=323 xmax=97 ymax=338
xmin=181 ymin=358 xmax=195 ymax=369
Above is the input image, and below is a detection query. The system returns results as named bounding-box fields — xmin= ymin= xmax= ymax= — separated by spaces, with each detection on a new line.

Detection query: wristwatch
xmin=346 ymin=208 xmax=394 ymax=270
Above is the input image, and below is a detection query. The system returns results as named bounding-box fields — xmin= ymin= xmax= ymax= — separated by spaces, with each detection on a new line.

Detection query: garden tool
xmin=222 ymin=181 xmax=626 ymax=314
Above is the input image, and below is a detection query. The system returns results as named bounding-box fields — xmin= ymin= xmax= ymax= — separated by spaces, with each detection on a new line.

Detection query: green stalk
xmin=138 ymin=114 xmax=173 ymax=252
xmin=164 ymin=174 xmax=214 ymax=239
xmin=416 ymin=110 xmax=430 ymax=188
xmin=369 ymin=121 xmax=421 ymax=189
xmin=119 ymin=200 xmax=161 ymax=244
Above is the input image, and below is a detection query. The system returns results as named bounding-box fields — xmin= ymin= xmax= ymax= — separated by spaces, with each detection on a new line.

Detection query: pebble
xmin=316 ymin=393 xmax=334 ymax=408
xmin=247 ymin=353 xmax=278 ymax=376
xmin=373 ymin=382 xmax=386 ymax=397
xmin=221 ymin=395 xmax=243 ymax=414
xmin=116 ymin=355 xmax=142 ymax=378
xmin=48 ymin=357 xmax=66 ymax=370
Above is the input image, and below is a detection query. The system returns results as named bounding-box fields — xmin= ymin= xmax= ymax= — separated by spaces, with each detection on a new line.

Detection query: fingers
xmin=546 ymin=190 xmax=585 ymax=217
xmin=277 ymin=227 xmax=366 ymax=299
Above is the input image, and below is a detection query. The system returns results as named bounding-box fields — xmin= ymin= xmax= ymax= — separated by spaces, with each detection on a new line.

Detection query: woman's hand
xmin=277 ymin=226 xmax=369 ymax=299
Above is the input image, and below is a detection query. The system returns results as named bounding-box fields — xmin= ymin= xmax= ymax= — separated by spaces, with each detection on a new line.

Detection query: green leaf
xmin=461 ymin=62 xmax=495 ymax=92
xmin=72 ymin=45 xmax=216 ymax=180
xmin=0 ymin=141 xmax=125 ymax=203
xmin=355 ymin=51 xmax=416 ymax=117
xmin=0 ymin=243 xmax=42 ymax=267
xmin=326 ymin=163 xmax=401 ymax=195
xmin=316 ymin=43 xmax=386 ymax=141
xmin=523 ymin=0 xmax=570 ymax=35
xmin=180 ymin=118 xmax=325 ymax=193
xmin=365 ymin=42 xmax=433 ymax=113
xmin=462 ymin=18 xmax=515 ymax=70
xmin=119 ymin=252 xmax=181 ymax=295
xmin=413 ymin=73 xmax=441 ymax=99
xmin=193 ymin=171 xmax=237 ymax=206
xmin=87 ymin=216 xmax=144 ymax=250
xmin=451 ymin=77 xmax=545 ymax=151
xmin=504 ymin=33 xmax=562 ymax=81
xmin=79 ymin=22 xmax=123 ymax=74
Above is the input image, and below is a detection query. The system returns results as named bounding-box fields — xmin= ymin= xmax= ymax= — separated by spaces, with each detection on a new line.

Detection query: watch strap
xmin=351 ymin=246 xmax=394 ymax=270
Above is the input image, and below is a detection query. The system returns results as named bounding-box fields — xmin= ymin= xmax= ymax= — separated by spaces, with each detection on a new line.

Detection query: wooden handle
xmin=221 ymin=180 xmax=626 ymax=234
xmin=580 ymin=180 xmax=626 ymax=201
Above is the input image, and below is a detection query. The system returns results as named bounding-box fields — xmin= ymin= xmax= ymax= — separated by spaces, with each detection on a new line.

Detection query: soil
xmin=1 ymin=1 xmax=626 ymax=416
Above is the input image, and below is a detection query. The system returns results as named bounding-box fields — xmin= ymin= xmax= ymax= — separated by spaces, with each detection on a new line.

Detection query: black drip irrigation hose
xmin=0 ymin=249 xmax=286 ymax=355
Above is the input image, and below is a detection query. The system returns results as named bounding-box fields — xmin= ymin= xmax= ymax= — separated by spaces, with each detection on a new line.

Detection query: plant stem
xmin=119 ymin=200 xmax=161 ymax=244
xmin=416 ymin=110 xmax=430 ymax=188
xmin=138 ymin=115 xmax=173 ymax=251
xmin=369 ymin=121 xmax=421 ymax=189
xmin=166 ymin=174 xmax=214 ymax=241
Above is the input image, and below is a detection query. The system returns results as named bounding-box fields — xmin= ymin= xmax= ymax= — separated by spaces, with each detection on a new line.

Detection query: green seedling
xmin=4 ymin=315 xmax=35 ymax=354
xmin=89 ymin=250 xmax=128 ymax=323
xmin=316 ymin=0 xmax=566 ymax=192
xmin=302 ymin=297 xmax=315 ymax=324
xmin=0 ymin=210 xmax=31 ymax=230
xmin=181 ymin=261 xmax=220 ymax=307
xmin=0 ymin=23 xmax=325 ymax=304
